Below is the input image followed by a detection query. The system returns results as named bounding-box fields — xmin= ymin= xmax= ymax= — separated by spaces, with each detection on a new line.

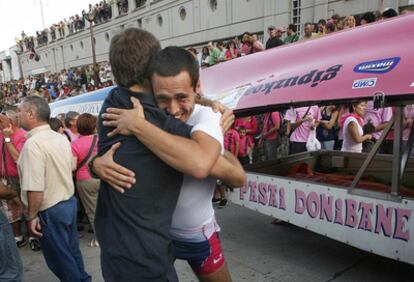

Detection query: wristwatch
xmin=4 ymin=137 xmax=11 ymax=143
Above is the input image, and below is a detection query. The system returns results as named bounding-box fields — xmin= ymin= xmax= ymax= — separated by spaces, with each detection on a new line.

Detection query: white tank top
xmin=341 ymin=116 xmax=363 ymax=153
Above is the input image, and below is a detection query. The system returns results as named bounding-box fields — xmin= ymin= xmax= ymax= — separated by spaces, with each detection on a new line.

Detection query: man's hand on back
xmin=92 ymin=142 xmax=136 ymax=193
xmin=211 ymin=101 xmax=234 ymax=133
xmin=102 ymin=97 xmax=145 ymax=138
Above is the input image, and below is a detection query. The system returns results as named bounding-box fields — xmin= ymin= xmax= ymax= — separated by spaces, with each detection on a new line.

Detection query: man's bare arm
xmin=129 ymin=119 xmax=221 ymax=180
xmin=210 ymin=151 xmax=246 ymax=187
xmin=26 ymin=191 xmax=44 ymax=237
xmin=27 ymin=191 xmax=43 ymax=220
xmin=103 ymin=97 xmax=221 ymax=180
xmin=0 ymin=184 xmax=17 ymax=200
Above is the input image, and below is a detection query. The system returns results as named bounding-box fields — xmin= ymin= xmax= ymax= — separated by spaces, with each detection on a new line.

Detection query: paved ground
xmin=21 ymin=202 xmax=414 ymax=281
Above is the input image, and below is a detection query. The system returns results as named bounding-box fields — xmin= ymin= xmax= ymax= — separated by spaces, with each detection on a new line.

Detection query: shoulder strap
xmin=76 ymin=135 xmax=98 ymax=173
xmin=289 ymin=106 xmax=312 ymax=138
xmin=63 ymin=130 xmax=71 ymax=142
xmin=302 ymin=106 xmax=312 ymax=119
xmin=1 ymin=141 xmax=11 ymax=184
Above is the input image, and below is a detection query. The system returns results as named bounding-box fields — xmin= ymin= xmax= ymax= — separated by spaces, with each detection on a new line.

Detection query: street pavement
xmin=21 ymin=202 xmax=414 ymax=281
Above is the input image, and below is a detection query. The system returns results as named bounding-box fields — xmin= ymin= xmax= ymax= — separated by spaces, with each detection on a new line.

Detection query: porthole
xmin=209 ymin=0 xmax=217 ymax=12
xmin=179 ymin=7 xmax=186 ymax=21
xmin=157 ymin=14 xmax=163 ymax=26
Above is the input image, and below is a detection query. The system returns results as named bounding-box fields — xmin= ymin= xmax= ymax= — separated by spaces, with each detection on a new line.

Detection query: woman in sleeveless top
xmin=340 ymin=101 xmax=372 ymax=153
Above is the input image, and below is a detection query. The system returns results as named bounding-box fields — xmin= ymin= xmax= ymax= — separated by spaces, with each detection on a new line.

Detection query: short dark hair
xmin=326 ymin=22 xmax=336 ymax=32
xmin=288 ymin=24 xmax=297 ymax=32
xmin=49 ymin=117 xmax=64 ymax=132
xmin=64 ymin=111 xmax=79 ymax=128
xmin=109 ymin=28 xmax=161 ymax=89
xmin=77 ymin=113 xmax=97 ymax=136
xmin=331 ymin=14 xmax=340 ymax=21
xmin=148 ymin=46 xmax=199 ymax=91
xmin=382 ymin=8 xmax=398 ymax=18
xmin=22 ymin=96 xmax=50 ymax=122
xmin=361 ymin=11 xmax=376 ymax=24
xmin=318 ymin=19 xmax=326 ymax=25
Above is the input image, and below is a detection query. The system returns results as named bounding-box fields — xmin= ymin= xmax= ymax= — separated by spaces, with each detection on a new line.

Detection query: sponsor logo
xmin=241 ymin=64 xmax=343 ymax=97
xmin=353 ymin=57 xmax=400 ymax=74
xmin=352 ymin=78 xmax=377 ymax=89
xmin=213 ymin=254 xmax=223 ymax=264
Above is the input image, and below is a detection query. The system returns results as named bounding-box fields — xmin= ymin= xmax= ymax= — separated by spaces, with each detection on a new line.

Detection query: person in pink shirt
xmin=237 ymin=126 xmax=254 ymax=165
xmin=215 ymin=127 xmax=241 ymax=205
xmin=363 ymin=101 xmax=393 ymax=152
xmin=251 ymin=34 xmax=264 ymax=53
xmin=224 ymin=41 xmax=239 ymax=61
xmin=71 ymin=113 xmax=99 ymax=247
xmin=224 ymin=127 xmax=240 ymax=156
xmin=261 ymin=111 xmax=281 ymax=160
xmin=286 ymin=106 xmax=321 ymax=154
xmin=240 ymin=33 xmax=253 ymax=55
xmin=384 ymin=105 xmax=414 ymax=154
xmin=0 ymin=108 xmax=41 ymax=251
xmin=234 ymin=115 xmax=258 ymax=163
xmin=403 ymin=105 xmax=414 ymax=153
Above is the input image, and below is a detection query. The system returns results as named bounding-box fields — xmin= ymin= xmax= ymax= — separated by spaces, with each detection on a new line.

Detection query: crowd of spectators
xmin=195 ymin=8 xmax=410 ymax=69
xmin=0 ymin=8 xmax=413 ymax=281
xmin=193 ymin=8 xmax=412 ymax=164
xmin=116 ymin=0 xmax=129 ymax=15
xmin=0 ymin=62 xmax=113 ymax=107
xmin=17 ymin=1 xmax=113 ymax=53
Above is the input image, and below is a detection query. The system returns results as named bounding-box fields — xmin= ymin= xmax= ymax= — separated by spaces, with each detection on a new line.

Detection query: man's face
xmin=152 ymin=71 xmax=198 ymax=122
xmin=304 ymin=24 xmax=313 ymax=36
xmin=268 ymin=28 xmax=275 ymax=37
xmin=17 ymin=103 xmax=31 ymax=130
xmin=0 ymin=114 xmax=10 ymax=130
xmin=318 ymin=24 xmax=325 ymax=33
xmin=275 ymin=30 xmax=283 ymax=38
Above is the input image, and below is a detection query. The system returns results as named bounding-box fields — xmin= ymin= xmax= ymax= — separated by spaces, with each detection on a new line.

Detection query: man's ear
xmin=195 ymin=79 xmax=201 ymax=97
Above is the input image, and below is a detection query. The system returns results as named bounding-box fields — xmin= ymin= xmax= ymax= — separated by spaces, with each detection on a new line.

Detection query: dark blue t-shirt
xmin=95 ymin=86 xmax=192 ymax=281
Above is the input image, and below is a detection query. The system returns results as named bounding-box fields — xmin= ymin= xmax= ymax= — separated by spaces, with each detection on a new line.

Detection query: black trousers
xmin=289 ymin=141 xmax=307 ymax=155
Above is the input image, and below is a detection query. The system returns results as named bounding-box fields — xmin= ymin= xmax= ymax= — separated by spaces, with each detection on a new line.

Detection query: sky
xmin=0 ymin=0 xmax=88 ymax=51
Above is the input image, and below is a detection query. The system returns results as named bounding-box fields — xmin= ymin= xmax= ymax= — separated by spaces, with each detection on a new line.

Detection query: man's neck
xmin=129 ymin=85 xmax=151 ymax=94
xmin=27 ymin=121 xmax=48 ymax=131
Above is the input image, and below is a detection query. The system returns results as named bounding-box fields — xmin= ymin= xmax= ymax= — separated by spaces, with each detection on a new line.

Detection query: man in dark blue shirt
xmin=94 ymin=28 xmax=221 ymax=281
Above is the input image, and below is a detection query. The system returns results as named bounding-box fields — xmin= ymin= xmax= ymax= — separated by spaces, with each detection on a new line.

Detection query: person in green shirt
xmin=208 ymin=41 xmax=221 ymax=66
xmin=284 ymin=24 xmax=300 ymax=44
